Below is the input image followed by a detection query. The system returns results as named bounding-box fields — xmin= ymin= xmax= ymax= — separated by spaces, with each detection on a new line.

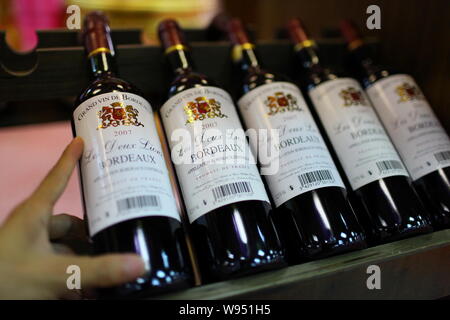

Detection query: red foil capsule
xmin=286 ymin=18 xmax=311 ymax=44
xmin=81 ymin=11 xmax=114 ymax=57
xmin=339 ymin=19 xmax=364 ymax=50
xmin=227 ymin=18 xmax=251 ymax=45
xmin=158 ymin=19 xmax=189 ymax=54
xmin=286 ymin=18 xmax=317 ymax=52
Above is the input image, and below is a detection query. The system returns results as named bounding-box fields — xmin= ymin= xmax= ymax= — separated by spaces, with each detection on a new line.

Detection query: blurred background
xmin=1 ymin=0 xmax=448 ymax=116
xmin=0 ymin=0 xmax=449 ymax=223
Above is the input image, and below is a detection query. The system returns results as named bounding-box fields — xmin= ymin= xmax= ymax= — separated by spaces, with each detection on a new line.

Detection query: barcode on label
xmin=298 ymin=170 xmax=334 ymax=188
xmin=376 ymin=160 xmax=404 ymax=172
xmin=434 ymin=151 xmax=450 ymax=163
xmin=117 ymin=195 xmax=160 ymax=213
xmin=212 ymin=181 xmax=253 ymax=201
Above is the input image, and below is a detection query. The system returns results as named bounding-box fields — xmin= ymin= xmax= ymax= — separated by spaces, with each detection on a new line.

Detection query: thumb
xmin=49 ymin=254 xmax=146 ymax=291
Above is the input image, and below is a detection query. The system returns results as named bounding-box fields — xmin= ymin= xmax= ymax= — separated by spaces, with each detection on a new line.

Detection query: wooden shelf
xmin=157 ymin=230 xmax=450 ymax=300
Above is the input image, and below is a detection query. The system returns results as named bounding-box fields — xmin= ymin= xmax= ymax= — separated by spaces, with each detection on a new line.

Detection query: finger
xmin=52 ymin=243 xmax=74 ymax=255
xmin=49 ymin=214 xmax=74 ymax=240
xmin=49 ymin=254 xmax=146 ymax=290
xmin=49 ymin=214 xmax=92 ymax=255
xmin=49 ymin=214 xmax=84 ymax=240
xmin=52 ymin=238 xmax=93 ymax=256
xmin=31 ymin=137 xmax=83 ymax=209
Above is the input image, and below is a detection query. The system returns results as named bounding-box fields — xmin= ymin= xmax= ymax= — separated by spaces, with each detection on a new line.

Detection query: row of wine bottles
xmin=72 ymin=12 xmax=450 ymax=298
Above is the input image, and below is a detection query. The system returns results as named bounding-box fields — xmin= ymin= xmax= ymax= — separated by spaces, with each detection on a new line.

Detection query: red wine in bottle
xmin=225 ymin=18 xmax=366 ymax=263
xmin=157 ymin=19 xmax=285 ymax=282
xmin=72 ymin=12 xmax=192 ymax=298
xmin=340 ymin=20 xmax=450 ymax=229
xmin=287 ymin=19 xmax=432 ymax=244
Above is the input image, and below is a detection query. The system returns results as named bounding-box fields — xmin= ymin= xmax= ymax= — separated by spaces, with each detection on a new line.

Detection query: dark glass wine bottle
xmin=340 ymin=20 xmax=450 ymax=230
xmin=286 ymin=18 xmax=432 ymax=244
xmin=224 ymin=18 xmax=366 ymax=263
xmin=72 ymin=12 xmax=192 ymax=298
xmin=157 ymin=19 xmax=286 ymax=282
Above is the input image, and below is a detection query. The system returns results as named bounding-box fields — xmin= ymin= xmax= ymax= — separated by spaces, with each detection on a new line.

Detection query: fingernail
xmin=68 ymin=137 xmax=84 ymax=158
xmin=72 ymin=137 xmax=84 ymax=149
xmin=73 ymin=136 xmax=83 ymax=143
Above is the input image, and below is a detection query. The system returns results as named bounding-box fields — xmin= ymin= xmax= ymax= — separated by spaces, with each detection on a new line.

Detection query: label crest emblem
xmin=395 ymin=82 xmax=424 ymax=103
xmin=339 ymin=87 xmax=368 ymax=106
xmin=97 ymin=102 xmax=144 ymax=129
xmin=184 ymin=97 xmax=227 ymax=124
xmin=265 ymin=92 xmax=301 ymax=116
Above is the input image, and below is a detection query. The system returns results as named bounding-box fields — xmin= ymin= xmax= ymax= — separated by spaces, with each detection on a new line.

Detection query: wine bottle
xmin=72 ymin=12 xmax=192 ymax=298
xmin=287 ymin=18 xmax=432 ymax=244
xmin=225 ymin=18 xmax=366 ymax=262
xmin=340 ymin=20 xmax=450 ymax=229
xmin=157 ymin=19 xmax=286 ymax=282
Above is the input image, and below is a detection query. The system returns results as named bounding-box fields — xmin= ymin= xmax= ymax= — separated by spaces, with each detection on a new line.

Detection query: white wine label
xmin=160 ymin=86 xmax=270 ymax=223
xmin=309 ymin=78 xmax=409 ymax=190
xmin=73 ymin=92 xmax=180 ymax=236
xmin=238 ymin=82 xmax=345 ymax=207
xmin=366 ymin=74 xmax=450 ymax=180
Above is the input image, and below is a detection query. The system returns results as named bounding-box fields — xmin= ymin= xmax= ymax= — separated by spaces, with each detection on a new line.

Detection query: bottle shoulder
xmin=241 ymin=68 xmax=290 ymax=95
xmin=303 ymin=66 xmax=340 ymax=91
xmin=347 ymin=48 xmax=397 ymax=88
xmin=361 ymin=68 xmax=395 ymax=89
xmin=167 ymin=71 xmax=216 ymax=99
xmin=75 ymin=75 xmax=139 ymax=107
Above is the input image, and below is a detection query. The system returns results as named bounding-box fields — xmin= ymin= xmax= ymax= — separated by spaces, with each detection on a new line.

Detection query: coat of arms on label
xmin=97 ymin=102 xmax=144 ymax=129
xmin=184 ymin=96 xmax=227 ymax=124
xmin=265 ymin=92 xmax=301 ymax=116
xmin=339 ymin=87 xmax=368 ymax=106
xmin=395 ymin=82 xmax=424 ymax=103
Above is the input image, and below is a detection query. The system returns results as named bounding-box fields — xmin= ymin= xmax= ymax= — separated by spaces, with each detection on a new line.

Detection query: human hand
xmin=0 ymin=137 xmax=145 ymax=299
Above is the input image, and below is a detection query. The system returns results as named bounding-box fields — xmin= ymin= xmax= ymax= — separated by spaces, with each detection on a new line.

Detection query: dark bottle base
xmin=414 ymin=167 xmax=450 ymax=230
xmin=282 ymin=234 xmax=367 ymax=264
xmin=360 ymin=216 xmax=433 ymax=246
xmin=97 ymin=273 xmax=191 ymax=300
xmin=368 ymin=222 xmax=432 ymax=246
xmin=92 ymin=217 xmax=193 ymax=299
xmin=351 ymin=176 xmax=433 ymax=246
xmin=273 ymin=187 xmax=367 ymax=265
xmin=190 ymin=200 xmax=286 ymax=284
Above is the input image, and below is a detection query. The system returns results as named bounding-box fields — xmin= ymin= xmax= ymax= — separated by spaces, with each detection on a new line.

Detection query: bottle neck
xmin=88 ymin=51 xmax=117 ymax=78
xmin=294 ymin=40 xmax=322 ymax=70
xmin=232 ymin=43 xmax=261 ymax=73
xmin=165 ymin=45 xmax=195 ymax=76
xmin=294 ymin=41 xmax=336 ymax=85
xmin=349 ymin=44 xmax=388 ymax=81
